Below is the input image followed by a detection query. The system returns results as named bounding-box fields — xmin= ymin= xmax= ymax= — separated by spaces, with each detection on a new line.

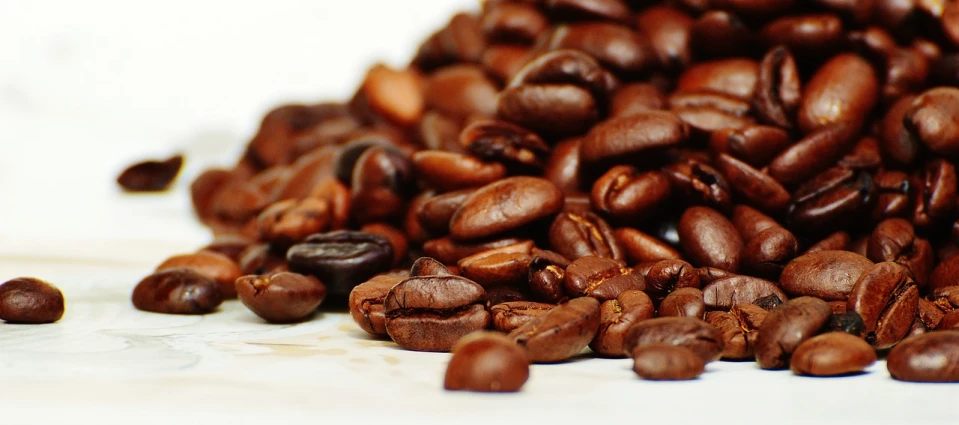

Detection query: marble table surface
xmin=1 ymin=1 xmax=957 ymax=424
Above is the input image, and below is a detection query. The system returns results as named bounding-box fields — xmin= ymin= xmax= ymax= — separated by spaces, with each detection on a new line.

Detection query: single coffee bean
xmin=384 ymin=275 xmax=489 ymax=352
xmin=623 ymin=316 xmax=724 ymax=362
xmin=904 ymin=87 xmax=959 ymax=157
xmin=528 ymin=253 xmax=569 ymax=303
xmin=658 ymin=287 xmax=705 ymax=319
xmin=424 ymin=236 xmax=532 ymax=265
xmin=661 ymin=158 xmax=733 ymax=212
xmin=349 ymin=274 xmax=406 ymax=336
xmin=706 ymin=304 xmax=766 ymax=360
xmin=678 ymin=206 xmax=744 ymax=272
xmin=767 ymin=124 xmax=858 ymax=188
xmin=490 ymin=301 xmax=554 ymax=333
xmin=827 ymin=311 xmax=867 ymax=337
xmin=458 ymin=244 xmax=533 ymax=288
xmin=867 ymin=218 xmax=934 ymax=288
xmin=632 ymin=344 xmax=705 ymax=381
xmin=779 ymin=250 xmax=873 ymax=301
xmin=449 ymin=177 xmax=563 ymax=241
xmin=0 ymin=277 xmax=65 ymax=324
xmin=886 ymin=331 xmax=959 ymax=382
xmin=677 ymin=58 xmax=758 ymax=99
xmin=691 ymin=10 xmax=755 ymax=59
xmin=544 ymin=138 xmax=585 ymax=195
xmin=753 ymin=45 xmax=801 ymax=128
xmin=636 ymin=6 xmax=693 ymax=71
xmin=797 ymin=53 xmax=878 ymax=134
xmin=911 ymin=159 xmax=957 ymax=229
xmin=444 ymin=332 xmax=530 ymax=392
xmin=287 ymin=230 xmax=394 ymax=297
xmin=548 ymin=211 xmax=624 ymax=261
xmin=591 ymin=166 xmax=672 ymax=222
xmin=131 ymin=269 xmax=223 ymax=315
xmin=425 ymin=65 xmax=498 ymax=120
xmin=789 ymin=332 xmax=877 ymax=377
xmin=644 ymin=259 xmax=701 ymax=303
xmin=579 ymin=111 xmax=689 ymax=168
xmin=714 ymin=153 xmax=791 ymax=214
xmin=610 ymin=83 xmax=666 ymax=117
xmin=255 ymin=198 xmax=331 ymax=248
xmin=754 ymin=296 xmax=833 ymax=369
xmin=564 ymin=256 xmax=645 ymax=300
xmin=459 ymin=119 xmax=551 ymax=171
xmin=702 ymin=275 xmax=788 ymax=310
xmin=481 ymin=2 xmax=547 ymax=43
xmin=871 ymin=171 xmax=913 ymax=221
xmin=508 ymin=297 xmax=601 ymax=363
xmin=485 ymin=285 xmax=529 ymax=305
xmin=847 ymin=262 xmax=919 ymax=349
xmin=236 ymin=272 xmax=326 ymax=323
xmin=117 ymin=154 xmax=183 ymax=192
xmin=412 ymin=151 xmax=506 ymax=193
xmin=590 ymin=290 xmax=655 ymax=357
xmin=614 ymin=227 xmax=683 ymax=264
xmin=742 ymin=226 xmax=799 ymax=279
xmin=156 ymin=251 xmax=242 ymax=299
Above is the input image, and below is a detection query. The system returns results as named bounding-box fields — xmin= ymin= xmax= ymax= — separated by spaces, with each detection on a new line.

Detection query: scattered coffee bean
xmin=623 ymin=316 xmax=724 ymax=363
xmin=591 ymin=290 xmax=655 ymax=357
xmin=132 ymin=269 xmax=223 ymax=315
xmin=445 ymin=332 xmax=530 ymax=392
xmin=157 ymin=251 xmax=242 ymax=299
xmin=384 ymin=275 xmax=489 ymax=352
xmin=117 ymin=154 xmax=183 ymax=192
xmin=236 ymin=272 xmax=326 ymax=323
xmin=886 ymin=331 xmax=959 ymax=383
xmin=0 ymin=277 xmax=65 ymax=324
xmin=632 ymin=344 xmax=705 ymax=381
xmin=790 ymin=332 xmax=876 ymax=377
xmin=754 ymin=296 xmax=833 ymax=369
xmin=349 ymin=273 xmax=406 ymax=336
xmin=509 ymin=297 xmax=600 ymax=363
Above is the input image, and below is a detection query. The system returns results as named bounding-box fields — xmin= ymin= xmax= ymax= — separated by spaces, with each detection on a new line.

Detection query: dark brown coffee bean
xmin=760 ymin=14 xmax=843 ymax=56
xmin=545 ymin=22 xmax=652 ymax=77
xmin=658 ymin=288 xmax=705 ymax=319
xmin=590 ymin=290 xmax=655 ymax=357
xmin=117 ymin=154 xmax=183 ymax=192
xmin=458 ymin=243 xmax=534 ymax=288
xmin=754 ymin=296 xmax=832 ymax=369
xmin=580 ymin=111 xmax=689 ymax=167
xmin=905 ymin=87 xmax=959 ymax=157
xmin=444 ymin=332 xmax=529 ymax=392
xmin=425 ymin=65 xmax=498 ymax=120
xmin=702 ymin=275 xmax=788 ymax=311
xmin=632 ymin=344 xmax=705 ymax=381
xmin=545 ymin=138 xmax=585 ymax=195
xmin=591 ymin=166 xmax=671 ymax=222
xmin=256 ymin=198 xmax=331 ymax=248
xmin=867 ymin=218 xmax=934 ymax=288
xmin=481 ymin=2 xmax=548 ymax=44
xmin=424 ymin=237 xmax=531 ymax=265
xmin=804 ymin=231 xmax=851 ymax=254
xmin=490 ymin=301 xmax=554 ymax=333
xmin=644 ymin=259 xmax=701 ymax=302
xmin=668 ymin=91 xmax=754 ymax=134
xmin=486 ymin=286 xmax=530 ymax=306
xmin=615 ymin=227 xmax=683 ymax=264
xmin=911 ymin=159 xmax=958 ymax=229
xmin=459 ymin=119 xmax=550 ymax=171
xmin=753 ymin=46 xmax=801 ymax=128
xmin=623 ymin=316 xmax=724 ymax=362
xmin=678 ymin=206 xmax=744 ymax=272
xmin=157 ymin=251 xmax=242 ymax=299
xmin=384 ymin=275 xmax=489 ymax=352
xmin=847 ymin=262 xmax=919 ymax=349
xmin=712 ymin=125 xmax=791 ymax=168
xmin=887 ymin=331 xmax=959 ymax=382
xmin=714 ymin=153 xmax=791 ymax=214
xmin=786 ymin=166 xmax=876 ymax=234
xmin=677 ymin=58 xmax=758 ymax=100
xmin=349 ymin=274 xmax=406 ymax=337
xmin=527 ymin=251 xmax=570 ymax=304
xmin=360 ymin=65 xmax=424 ymax=126
xmin=287 ymin=231 xmax=394 ymax=297
xmin=742 ymin=226 xmax=799 ymax=279
xmin=939 ymin=311 xmax=959 ymax=329
xmin=508 ymin=297 xmax=601 ymax=363
xmin=610 ymin=83 xmax=666 ymax=117
xmin=564 ymin=256 xmax=645 ymax=300
xmin=871 ymin=171 xmax=913 ymax=221
xmin=412 ymin=151 xmax=506 ymax=193
xmin=880 ymin=94 xmax=923 ymax=167
xmin=0 ymin=278 xmax=65 ymax=324
xmin=548 ymin=212 xmax=623 ymax=261
xmin=731 ymin=205 xmax=780 ymax=242
xmin=200 ymin=234 xmax=254 ymax=263
xmin=636 ymin=6 xmax=693 ymax=71
xmin=211 ymin=182 xmax=270 ymax=223
xmin=450 ymin=177 xmax=563 ymax=241
xmin=661 ymin=159 xmax=733 ymax=212
xmin=789 ymin=332 xmax=876 ymax=377
xmin=190 ymin=168 xmax=240 ymax=223
xmin=767 ymin=124 xmax=858 ymax=188
xmin=780 ymin=250 xmax=873 ymax=301
xmin=498 ymin=84 xmax=598 ymax=138
xmin=691 ymin=10 xmax=755 ymax=59
xmin=827 ymin=311 xmax=866 ymax=337
xmin=543 ymin=0 xmax=631 ymax=24
xmin=131 ymin=269 xmax=223 ymax=315
xmin=416 ymin=189 xmax=474 ymax=236
xmin=235 ymin=272 xmax=326 ymax=323
xmin=350 ymin=146 xmax=414 ymax=224
xmin=710 ymin=0 xmax=796 ymax=15
xmin=238 ymin=243 xmax=288 ymax=276
xmin=798 ymin=53 xmax=878 ymax=134
xmin=706 ymin=304 xmax=767 ymax=360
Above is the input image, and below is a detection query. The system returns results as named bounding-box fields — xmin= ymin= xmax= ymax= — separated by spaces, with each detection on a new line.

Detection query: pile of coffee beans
xmin=128 ymin=0 xmax=959 ymax=389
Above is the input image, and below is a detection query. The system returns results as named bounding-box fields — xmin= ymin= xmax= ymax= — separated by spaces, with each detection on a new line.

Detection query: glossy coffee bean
xmin=847 ymin=262 xmax=919 ymax=349
xmin=887 ymin=331 xmax=959 ymax=382
xmin=905 ymin=87 xmax=959 ymax=157
xmin=768 ymin=124 xmax=858 ymax=188
xmin=490 ymin=301 xmax=554 ymax=333
xmin=384 ymin=275 xmax=489 ymax=352
xmin=797 ymin=53 xmax=878 ymax=134
xmin=287 ymin=231 xmax=393 ymax=297
xmin=412 ymin=151 xmax=506 ymax=193
xmin=780 ymin=250 xmax=873 ymax=301
xmin=590 ymin=290 xmax=655 ymax=357
xmin=658 ymin=287 xmax=705 ymax=319
xmin=564 ymin=256 xmax=645 ymax=300
xmin=580 ymin=111 xmax=689 ymax=168
xmin=459 ymin=119 xmax=550 ymax=172
xmin=423 ymin=236 xmax=531 ymax=265
xmin=615 ymin=228 xmax=683 ymax=264
xmin=706 ymin=304 xmax=766 ymax=360
xmin=786 ymin=167 xmax=876 ymax=234
xmin=753 ymin=46 xmax=801 ymax=128
xmin=591 ymin=166 xmax=671 ymax=222
xmin=632 ymin=344 xmax=705 ymax=381
xmin=789 ymin=332 xmax=876 ymax=377
xmin=117 ymin=154 xmax=183 ymax=192
xmin=714 ymin=153 xmax=791 ymax=214
xmin=349 ymin=274 xmax=406 ymax=337
xmin=132 ymin=269 xmax=223 ymax=315
xmin=661 ymin=159 xmax=733 ymax=212
xmin=444 ymin=332 xmax=529 ymax=392
xmin=754 ymin=296 xmax=833 ymax=369
xmin=867 ymin=218 xmax=934 ymax=288
xmin=236 ymin=272 xmax=326 ymax=323
xmin=643 ymin=259 xmax=701 ymax=302
xmin=702 ymin=275 xmax=787 ymax=311
xmin=0 ymin=277 xmax=65 ymax=324
xmin=450 ymin=177 xmax=563 ymax=241
xmin=509 ymin=297 xmax=601 ymax=363
xmin=544 ymin=22 xmax=652 ymax=77
xmin=548 ymin=212 xmax=623 ymax=261
xmin=156 ymin=251 xmax=242 ymax=299
xmin=678 ymin=206 xmax=744 ymax=272
xmin=623 ymin=316 xmax=724 ymax=362
xmin=636 ymin=6 xmax=693 ymax=71
xmin=742 ymin=226 xmax=799 ymax=279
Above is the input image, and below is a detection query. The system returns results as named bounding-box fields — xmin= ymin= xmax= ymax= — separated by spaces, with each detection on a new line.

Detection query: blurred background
xmin=0 ymin=0 xmax=474 ymax=268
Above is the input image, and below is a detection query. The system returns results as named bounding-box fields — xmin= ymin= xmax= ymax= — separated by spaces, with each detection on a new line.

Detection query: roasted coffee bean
xmin=780 ymin=250 xmax=873 ymax=301
xmin=615 ymin=228 xmax=683 ymax=264
xmin=287 ymin=231 xmax=394 ymax=297
xmin=349 ymin=274 xmax=406 ymax=337
xmin=459 ymin=120 xmax=550 ymax=171
xmin=691 ymin=10 xmax=755 ymax=59
xmin=157 ymin=251 xmax=242 ymax=299
xmin=490 ymin=301 xmax=554 ymax=333
xmin=131 ymin=269 xmax=223 ymax=315
xmin=786 ymin=167 xmax=876 ymax=234
xmin=449 ymin=177 xmax=563 ymax=241
xmin=509 ymin=297 xmax=601 ymax=363
xmin=350 ymin=146 xmax=414 ymax=224
xmin=644 ymin=259 xmax=701 ymax=302
xmin=847 ymin=262 xmax=919 ymax=349
xmin=200 ymin=234 xmax=255 ymax=263
xmin=256 ymin=198 xmax=331 ymax=248
xmin=425 ymin=65 xmax=498 ymax=120
xmin=424 ymin=237 xmax=531 ymax=265
xmin=412 ymin=151 xmax=506 ymax=192
xmin=485 ymin=286 xmax=529 ymax=305
xmin=579 ymin=111 xmax=689 ymax=168
xmin=507 ymin=49 xmax=616 ymax=101
xmin=742 ymin=226 xmax=799 ymax=279
xmin=623 ymin=316 xmax=724 ymax=362
xmin=590 ymin=290 xmax=655 ymax=357
xmin=804 ymin=231 xmax=850 ymax=254
xmin=760 ymin=14 xmax=843 ymax=57
xmin=677 ymin=58 xmax=758 ymax=100
xmin=714 ymin=153 xmax=791 ymax=214
xmin=548 ymin=212 xmax=623 ymax=261
xmin=497 ymin=84 xmax=598 ymax=139
xmin=236 ymin=272 xmax=326 ymax=323
xmin=871 ymin=171 xmax=913 ymax=220
xmin=117 ymin=154 xmax=183 ymax=192
xmin=591 ymin=166 xmax=671 ymax=222
xmin=632 ymin=344 xmax=705 ymax=381
xmin=706 ymin=304 xmax=766 ymax=360
xmin=867 ymin=218 xmax=934 ymax=288
xmin=444 ymin=332 xmax=529 ymax=392
xmin=564 ymin=256 xmax=645 ymax=300
xmin=360 ymin=64 xmax=423 ymax=126
xmin=711 ymin=125 xmax=791 ymax=168
xmin=190 ymin=168 xmax=240 ymax=223
xmin=790 ymin=332 xmax=876 ymax=377
xmin=754 ymin=297 xmax=833 ymax=369
xmin=384 ymin=275 xmax=489 ymax=352
xmin=481 ymin=2 xmax=547 ymax=44
xmin=610 ymin=83 xmax=666 ymax=117
xmin=458 ymin=243 xmax=534 ymax=288
xmin=887 ymin=331 xmax=959 ymax=382
xmin=905 ymin=87 xmax=959 ymax=157
xmin=753 ymin=46 xmax=801 ymax=128
xmin=544 ymin=138 xmax=585 ymax=195
xmin=528 ymin=253 xmax=570 ymax=303
xmin=544 ymin=22 xmax=653 ymax=77
xmin=768 ymin=124 xmax=858 ymax=188
xmin=658 ymin=288 xmax=705 ymax=319
xmin=636 ymin=6 xmax=693 ymax=71
xmin=238 ymin=243 xmax=288 ymax=276
xmin=702 ymin=276 xmax=788 ymax=311
xmin=416 ymin=189 xmax=474 ymax=235
xmin=542 ymin=0 xmax=631 ymax=24
xmin=661 ymin=159 xmax=732 ymax=212
xmin=678 ymin=206 xmax=744 ymax=272
xmin=828 ymin=311 xmax=867 ymax=337
xmin=0 ymin=278 xmax=65 ymax=324
xmin=798 ymin=53 xmax=878 ymax=134
xmin=911 ymin=159 xmax=958 ymax=229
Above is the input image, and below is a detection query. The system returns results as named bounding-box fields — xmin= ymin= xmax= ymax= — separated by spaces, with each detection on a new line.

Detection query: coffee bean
xmin=548 ymin=212 xmax=623 ymax=261
xmin=789 ymin=332 xmax=876 ymax=377
xmin=236 ymin=272 xmax=326 ymax=323
xmin=867 ymin=218 xmax=934 ymax=288
xmin=798 ymin=53 xmax=878 ymax=134
xmin=458 ymin=243 xmax=533 ymax=288
xmin=591 ymin=166 xmax=671 ymax=222
xmin=661 ymin=159 xmax=732 ymax=212
xmin=0 ymin=278 xmax=65 ymax=324
xmin=450 ymin=177 xmax=563 ymax=241
xmin=706 ymin=304 xmax=766 ymax=360
xmin=887 ymin=331 xmax=959 ymax=382
xmin=677 ymin=58 xmax=758 ymax=100
xmin=623 ymin=316 xmax=724 ymax=362
xmin=412 ymin=151 xmax=506 ymax=193
xmin=911 ymin=159 xmax=957 ymax=229
xmin=156 ymin=251 xmax=242 ymax=299
xmin=509 ymin=297 xmax=601 ymax=363
xmin=847 ymin=262 xmax=919 ymax=349
xmin=459 ymin=119 xmax=551 ymax=171
xmin=349 ymin=274 xmax=406 ymax=336
xmin=610 ymin=83 xmax=666 ymax=117
xmin=702 ymin=275 xmax=788 ymax=310
xmin=768 ymin=124 xmax=858 ymax=188
xmin=644 ymin=259 xmax=701 ymax=303
xmin=444 ymin=332 xmax=529 ymax=392
xmin=545 ymin=22 xmax=652 ymax=77
xmin=714 ymin=153 xmax=791 ymax=214
xmin=424 ymin=236 xmax=531 ymax=265
xmin=754 ymin=296 xmax=833 ymax=369
xmin=117 ymin=154 xmax=183 ymax=192
xmin=780 ymin=250 xmax=873 ymax=301
xmin=543 ymin=0 xmax=631 ymax=24
xmin=753 ymin=46 xmax=801 ymax=128
xmin=590 ymin=290 xmax=655 ymax=357
xmin=490 ymin=301 xmax=554 ymax=333
xmin=287 ymin=230 xmax=394 ymax=297
xmin=527 ymin=253 xmax=569 ymax=303
xmin=691 ymin=10 xmax=755 ymax=59
xmin=678 ymin=206 xmax=744 ymax=272
xmin=425 ymin=65 xmax=498 ymax=120
xmin=564 ymin=256 xmax=645 ymax=300
xmin=384 ymin=275 xmax=489 ymax=352
xmin=632 ymin=344 xmax=705 ymax=381
xmin=827 ymin=311 xmax=867 ymax=337
xmin=614 ymin=228 xmax=683 ymax=264
xmin=741 ymin=226 xmax=799 ymax=279
xmin=131 ymin=269 xmax=223 ymax=315
xmin=481 ymin=2 xmax=547 ymax=44
xmin=636 ymin=6 xmax=693 ymax=71
xmin=658 ymin=288 xmax=705 ymax=319
xmin=905 ymin=87 xmax=959 ymax=157
xmin=580 ymin=111 xmax=689 ymax=168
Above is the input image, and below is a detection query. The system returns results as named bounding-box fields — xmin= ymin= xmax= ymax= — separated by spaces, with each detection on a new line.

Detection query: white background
xmin=0 ymin=1 xmax=957 ymax=424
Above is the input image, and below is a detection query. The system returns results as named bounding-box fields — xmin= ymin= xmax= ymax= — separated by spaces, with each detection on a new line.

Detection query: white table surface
xmin=1 ymin=2 xmax=957 ymax=424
